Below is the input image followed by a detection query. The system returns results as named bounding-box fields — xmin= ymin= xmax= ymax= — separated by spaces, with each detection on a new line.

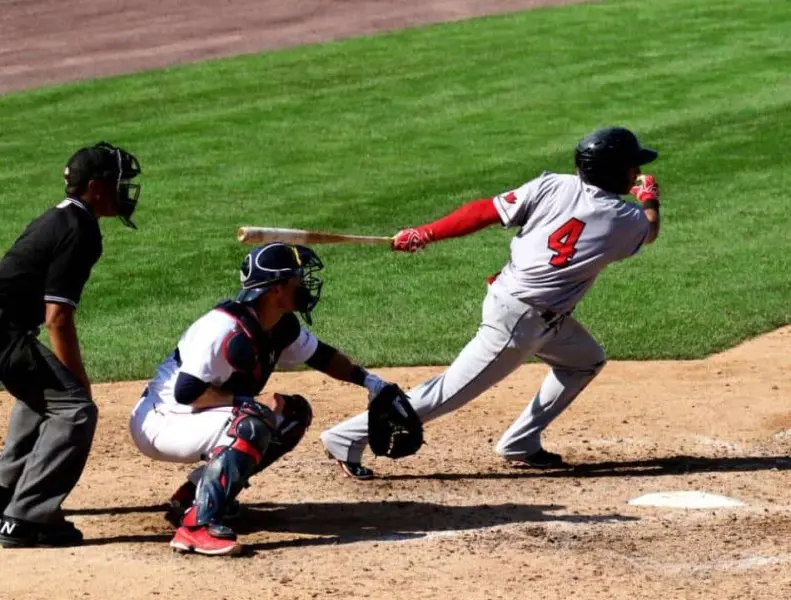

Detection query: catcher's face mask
xmin=293 ymin=246 xmax=324 ymax=325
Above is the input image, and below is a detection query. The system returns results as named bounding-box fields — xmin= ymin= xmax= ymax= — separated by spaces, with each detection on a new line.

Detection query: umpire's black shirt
xmin=0 ymin=198 xmax=102 ymax=335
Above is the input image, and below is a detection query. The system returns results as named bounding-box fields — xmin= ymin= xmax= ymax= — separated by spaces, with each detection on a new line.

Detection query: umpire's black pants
xmin=0 ymin=331 xmax=97 ymax=523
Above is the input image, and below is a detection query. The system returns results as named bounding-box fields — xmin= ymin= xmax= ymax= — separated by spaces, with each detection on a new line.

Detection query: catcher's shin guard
xmin=183 ymin=403 xmax=276 ymax=527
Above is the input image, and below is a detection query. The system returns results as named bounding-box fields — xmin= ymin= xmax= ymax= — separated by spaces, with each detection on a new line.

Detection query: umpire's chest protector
xmin=213 ymin=301 xmax=299 ymax=397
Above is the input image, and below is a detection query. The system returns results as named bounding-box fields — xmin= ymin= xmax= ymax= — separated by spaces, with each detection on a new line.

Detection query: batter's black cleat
xmin=336 ymin=461 xmax=374 ymax=481
xmin=507 ymin=448 xmax=569 ymax=469
xmin=325 ymin=452 xmax=373 ymax=480
xmin=0 ymin=516 xmax=84 ymax=548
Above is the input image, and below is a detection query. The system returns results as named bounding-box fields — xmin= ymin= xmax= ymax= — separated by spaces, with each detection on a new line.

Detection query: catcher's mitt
xmin=368 ymin=383 xmax=424 ymax=459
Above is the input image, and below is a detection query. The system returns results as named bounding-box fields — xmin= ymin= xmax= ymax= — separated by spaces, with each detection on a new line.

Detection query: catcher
xmin=128 ymin=242 xmax=421 ymax=556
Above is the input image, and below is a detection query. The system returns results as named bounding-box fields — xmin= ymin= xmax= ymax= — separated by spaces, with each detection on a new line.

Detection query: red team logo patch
xmin=502 ymin=191 xmax=518 ymax=204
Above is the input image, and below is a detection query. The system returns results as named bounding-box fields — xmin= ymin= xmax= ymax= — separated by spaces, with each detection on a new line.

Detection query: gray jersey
xmin=492 ymin=172 xmax=649 ymax=313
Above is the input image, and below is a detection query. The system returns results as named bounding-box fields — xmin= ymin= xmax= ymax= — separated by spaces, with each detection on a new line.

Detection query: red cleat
xmin=169 ymin=524 xmax=243 ymax=556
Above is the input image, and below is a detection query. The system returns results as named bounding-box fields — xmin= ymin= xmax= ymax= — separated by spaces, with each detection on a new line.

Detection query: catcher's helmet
xmin=574 ymin=127 xmax=658 ymax=194
xmin=65 ymin=141 xmax=142 ymax=228
xmin=237 ymin=243 xmax=324 ymax=324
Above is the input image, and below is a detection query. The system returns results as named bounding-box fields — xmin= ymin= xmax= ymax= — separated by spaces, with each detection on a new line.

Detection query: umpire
xmin=0 ymin=142 xmax=142 ymax=547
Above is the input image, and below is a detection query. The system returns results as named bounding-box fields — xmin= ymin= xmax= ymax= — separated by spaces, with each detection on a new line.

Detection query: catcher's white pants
xmin=129 ymin=394 xmax=239 ymax=486
xmin=321 ymin=281 xmax=606 ymax=463
xmin=129 ymin=394 xmax=239 ymax=485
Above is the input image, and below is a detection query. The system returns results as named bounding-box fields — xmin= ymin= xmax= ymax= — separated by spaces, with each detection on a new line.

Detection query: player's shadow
xmin=380 ymin=454 xmax=791 ymax=481
xmin=65 ymin=503 xmax=167 ymax=517
xmin=236 ymin=500 xmax=636 ymax=551
xmin=70 ymin=500 xmax=637 ymax=549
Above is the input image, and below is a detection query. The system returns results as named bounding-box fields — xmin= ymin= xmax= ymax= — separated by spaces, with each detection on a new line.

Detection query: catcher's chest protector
xmin=214 ymin=301 xmax=295 ymax=397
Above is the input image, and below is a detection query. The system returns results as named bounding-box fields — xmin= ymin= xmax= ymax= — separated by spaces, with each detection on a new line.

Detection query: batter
xmin=322 ymin=126 xmax=662 ymax=473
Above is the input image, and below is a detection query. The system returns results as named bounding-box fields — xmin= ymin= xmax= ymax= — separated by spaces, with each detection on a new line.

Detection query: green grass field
xmin=1 ymin=0 xmax=789 ymax=381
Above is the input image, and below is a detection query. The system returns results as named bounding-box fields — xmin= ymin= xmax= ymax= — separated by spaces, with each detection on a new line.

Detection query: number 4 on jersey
xmin=547 ymin=218 xmax=586 ymax=268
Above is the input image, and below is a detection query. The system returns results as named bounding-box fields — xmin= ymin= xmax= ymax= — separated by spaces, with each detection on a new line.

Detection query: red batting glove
xmin=630 ymin=174 xmax=660 ymax=205
xmin=391 ymin=228 xmax=433 ymax=252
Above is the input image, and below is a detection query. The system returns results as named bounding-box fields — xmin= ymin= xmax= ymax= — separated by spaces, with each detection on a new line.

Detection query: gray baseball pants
xmin=0 ymin=332 xmax=97 ymax=523
xmin=321 ymin=282 xmax=606 ymax=463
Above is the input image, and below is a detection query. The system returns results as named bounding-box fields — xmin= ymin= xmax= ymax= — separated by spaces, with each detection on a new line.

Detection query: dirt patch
xmin=1 ymin=326 xmax=790 ymax=600
xmin=0 ymin=0 xmax=583 ymax=94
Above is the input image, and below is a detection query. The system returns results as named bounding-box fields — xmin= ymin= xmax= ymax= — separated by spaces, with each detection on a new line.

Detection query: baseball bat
xmin=237 ymin=226 xmax=392 ymax=246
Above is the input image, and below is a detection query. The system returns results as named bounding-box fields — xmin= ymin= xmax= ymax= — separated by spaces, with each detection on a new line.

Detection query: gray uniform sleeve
xmin=612 ymin=204 xmax=651 ymax=261
xmin=493 ymin=173 xmax=548 ymax=228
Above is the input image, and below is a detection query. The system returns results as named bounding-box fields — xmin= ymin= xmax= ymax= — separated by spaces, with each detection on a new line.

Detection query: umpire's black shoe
xmin=507 ymin=448 xmax=569 ymax=469
xmin=0 ymin=516 xmax=84 ymax=548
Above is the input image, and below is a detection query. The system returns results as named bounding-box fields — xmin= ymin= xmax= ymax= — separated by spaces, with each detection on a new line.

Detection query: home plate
xmin=628 ymin=491 xmax=745 ymax=509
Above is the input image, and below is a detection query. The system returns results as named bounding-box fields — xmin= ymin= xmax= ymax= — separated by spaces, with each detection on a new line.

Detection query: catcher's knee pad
xmin=184 ymin=403 xmax=275 ymax=527
xmin=227 ymin=402 xmax=276 ymax=457
xmin=259 ymin=394 xmax=313 ymax=470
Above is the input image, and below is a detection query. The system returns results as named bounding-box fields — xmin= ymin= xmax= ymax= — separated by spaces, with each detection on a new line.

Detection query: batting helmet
xmin=574 ymin=127 xmax=658 ymax=194
xmin=236 ymin=243 xmax=324 ymax=324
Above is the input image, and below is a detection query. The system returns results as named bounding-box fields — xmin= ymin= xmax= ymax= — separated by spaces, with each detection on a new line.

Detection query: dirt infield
xmin=2 ymin=1 xmax=791 ymax=598
xmin=2 ymin=327 xmax=791 ymax=599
